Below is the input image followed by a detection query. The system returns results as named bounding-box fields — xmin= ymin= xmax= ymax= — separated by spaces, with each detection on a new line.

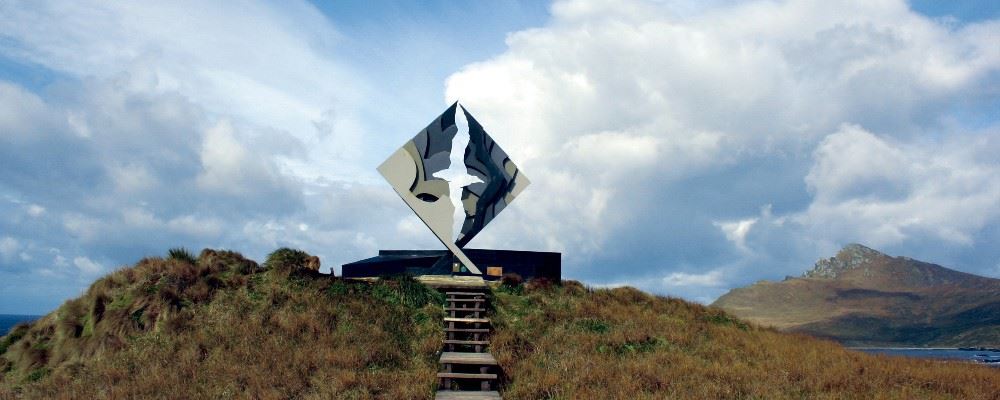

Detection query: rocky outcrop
xmin=803 ymin=243 xmax=884 ymax=279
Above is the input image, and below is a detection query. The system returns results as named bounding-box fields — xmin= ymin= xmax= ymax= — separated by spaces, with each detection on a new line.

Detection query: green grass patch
xmin=598 ymin=336 xmax=666 ymax=356
xmin=0 ymin=325 xmax=29 ymax=354
xmin=25 ymin=368 xmax=49 ymax=383
xmin=576 ymin=318 xmax=611 ymax=334
xmin=167 ymin=247 xmax=196 ymax=264
xmin=107 ymin=293 xmax=133 ymax=311
xmin=701 ymin=312 xmax=750 ymax=331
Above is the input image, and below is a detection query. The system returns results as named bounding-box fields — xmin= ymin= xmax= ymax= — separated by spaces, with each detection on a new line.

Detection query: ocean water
xmin=0 ymin=314 xmax=41 ymax=336
xmin=854 ymin=348 xmax=1000 ymax=366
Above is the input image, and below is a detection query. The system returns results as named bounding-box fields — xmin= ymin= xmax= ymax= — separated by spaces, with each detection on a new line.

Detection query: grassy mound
xmin=0 ymin=248 xmax=444 ymax=399
xmin=3 ymin=250 xmax=998 ymax=399
xmin=491 ymin=281 xmax=1000 ymax=399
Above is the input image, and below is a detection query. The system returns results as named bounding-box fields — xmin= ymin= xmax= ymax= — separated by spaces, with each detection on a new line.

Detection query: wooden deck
xmin=417 ymin=275 xmax=490 ymax=290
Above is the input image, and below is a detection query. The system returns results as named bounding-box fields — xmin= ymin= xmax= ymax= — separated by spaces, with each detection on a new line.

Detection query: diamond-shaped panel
xmin=377 ymin=103 xmax=529 ymax=274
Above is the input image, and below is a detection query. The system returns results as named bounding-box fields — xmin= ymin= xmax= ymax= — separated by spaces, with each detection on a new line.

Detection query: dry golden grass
xmin=490 ymin=281 xmax=1000 ymax=400
xmin=4 ymin=251 xmax=998 ymax=400
xmin=0 ymin=249 xmax=444 ymax=399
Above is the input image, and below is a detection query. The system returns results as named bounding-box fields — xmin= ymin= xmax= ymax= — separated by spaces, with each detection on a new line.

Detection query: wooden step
xmin=435 ymin=390 xmax=501 ymax=400
xmin=445 ymin=327 xmax=490 ymax=333
xmin=436 ymin=372 xmax=498 ymax=380
xmin=445 ymin=307 xmax=486 ymax=312
xmin=444 ymin=317 xmax=490 ymax=324
xmin=440 ymin=352 xmax=498 ymax=366
xmin=445 ymin=291 xmax=488 ymax=296
xmin=444 ymin=339 xmax=490 ymax=346
xmin=448 ymin=298 xmax=485 ymax=303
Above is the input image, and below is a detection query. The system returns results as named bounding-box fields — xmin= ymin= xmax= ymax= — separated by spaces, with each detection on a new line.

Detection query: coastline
xmin=850 ymin=347 xmax=1000 ymax=365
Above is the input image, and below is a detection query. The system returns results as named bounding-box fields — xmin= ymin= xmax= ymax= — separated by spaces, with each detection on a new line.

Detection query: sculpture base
xmin=342 ymin=249 xmax=561 ymax=281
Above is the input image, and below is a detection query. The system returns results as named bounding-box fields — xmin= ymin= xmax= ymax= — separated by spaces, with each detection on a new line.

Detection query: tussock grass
xmin=5 ymin=251 xmax=997 ymax=399
xmin=0 ymin=249 xmax=443 ymax=399
xmin=491 ymin=281 xmax=1000 ymax=400
xmin=167 ymin=247 xmax=196 ymax=265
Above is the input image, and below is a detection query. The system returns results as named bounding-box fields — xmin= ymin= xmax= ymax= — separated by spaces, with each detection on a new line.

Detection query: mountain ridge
xmin=713 ymin=244 xmax=1000 ymax=346
xmin=803 ymin=243 xmax=997 ymax=290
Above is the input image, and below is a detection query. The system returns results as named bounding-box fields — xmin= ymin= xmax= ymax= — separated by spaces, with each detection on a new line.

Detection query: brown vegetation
xmin=3 ymin=247 xmax=998 ymax=399
xmin=0 ymin=248 xmax=443 ymax=399
xmin=491 ymin=281 xmax=1000 ymax=399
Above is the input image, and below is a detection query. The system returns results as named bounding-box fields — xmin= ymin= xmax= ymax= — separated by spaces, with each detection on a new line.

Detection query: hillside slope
xmin=0 ymin=249 xmax=444 ymax=399
xmin=1 ymin=248 xmax=998 ymax=399
xmin=492 ymin=281 xmax=1000 ymax=399
xmin=712 ymin=244 xmax=1000 ymax=346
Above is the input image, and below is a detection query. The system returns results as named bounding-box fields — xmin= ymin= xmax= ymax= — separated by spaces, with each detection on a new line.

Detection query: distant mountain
xmin=712 ymin=244 xmax=1000 ymax=347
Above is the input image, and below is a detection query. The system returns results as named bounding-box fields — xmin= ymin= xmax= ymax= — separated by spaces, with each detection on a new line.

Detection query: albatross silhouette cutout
xmin=377 ymin=102 xmax=530 ymax=275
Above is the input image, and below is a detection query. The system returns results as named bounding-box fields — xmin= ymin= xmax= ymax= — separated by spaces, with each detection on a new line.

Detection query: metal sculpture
xmin=378 ymin=102 xmax=529 ymax=275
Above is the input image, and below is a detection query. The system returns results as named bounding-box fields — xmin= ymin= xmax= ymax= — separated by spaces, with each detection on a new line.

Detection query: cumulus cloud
xmin=1 ymin=0 xmax=998 ymax=313
xmin=196 ymin=120 xmax=298 ymax=197
xmin=0 ymin=65 xmax=413 ymax=311
xmin=0 ymin=0 xmax=373 ymax=181
xmin=72 ymin=256 xmax=103 ymax=275
xmin=797 ymin=124 xmax=1000 ymax=247
xmin=446 ymin=0 xmax=1000 ymax=285
xmin=0 ymin=0 xmax=424 ymax=313
xmin=714 ymin=218 xmax=758 ymax=252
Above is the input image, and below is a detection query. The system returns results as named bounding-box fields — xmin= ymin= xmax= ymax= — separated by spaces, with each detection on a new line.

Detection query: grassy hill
xmin=2 ymin=248 xmax=999 ymax=399
xmin=712 ymin=244 xmax=1000 ymax=346
xmin=0 ymin=249 xmax=444 ymax=399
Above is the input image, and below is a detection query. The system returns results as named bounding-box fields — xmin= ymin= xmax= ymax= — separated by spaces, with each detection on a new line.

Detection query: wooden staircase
xmin=435 ymin=289 xmax=501 ymax=400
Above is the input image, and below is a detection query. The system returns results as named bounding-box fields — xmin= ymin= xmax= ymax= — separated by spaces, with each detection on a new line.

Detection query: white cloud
xmin=0 ymin=236 xmax=20 ymax=262
xmin=26 ymin=204 xmax=45 ymax=217
xmin=445 ymin=0 xmax=1000 ymax=287
xmin=196 ymin=120 xmax=291 ymax=196
xmin=0 ymin=0 xmax=997 ymax=310
xmin=714 ymin=218 xmax=758 ymax=252
xmin=72 ymin=256 xmax=102 ymax=275
xmin=796 ymin=124 xmax=1000 ymax=247
xmin=62 ymin=214 xmax=104 ymax=243
xmin=167 ymin=215 xmax=224 ymax=238
xmin=662 ymin=269 xmax=725 ymax=288
xmin=109 ymin=163 xmax=157 ymax=193
xmin=121 ymin=207 xmax=160 ymax=229
xmin=0 ymin=0 xmax=371 ymax=183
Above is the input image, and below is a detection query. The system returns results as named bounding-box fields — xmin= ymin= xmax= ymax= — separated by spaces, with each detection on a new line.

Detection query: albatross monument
xmin=342 ymin=102 xmax=560 ymax=281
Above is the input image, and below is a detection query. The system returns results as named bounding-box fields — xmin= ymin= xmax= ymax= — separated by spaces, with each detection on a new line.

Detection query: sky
xmin=0 ymin=0 xmax=998 ymax=314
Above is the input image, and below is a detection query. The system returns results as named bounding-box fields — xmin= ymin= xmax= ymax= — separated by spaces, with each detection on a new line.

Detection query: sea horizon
xmin=853 ymin=347 xmax=1000 ymax=365
xmin=0 ymin=314 xmax=42 ymax=336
